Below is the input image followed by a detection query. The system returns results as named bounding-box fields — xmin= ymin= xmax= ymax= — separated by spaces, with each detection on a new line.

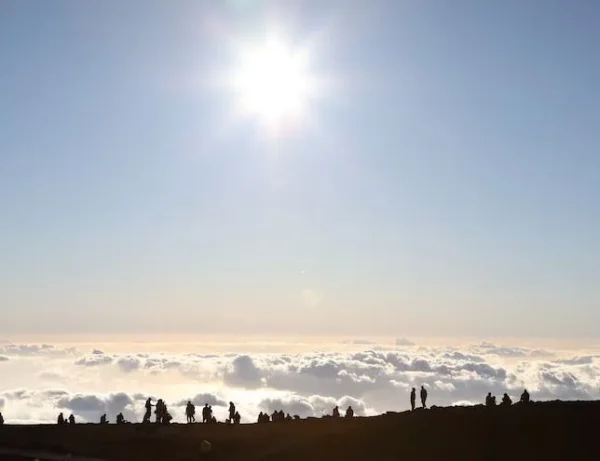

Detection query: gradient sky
xmin=1 ymin=0 xmax=598 ymax=338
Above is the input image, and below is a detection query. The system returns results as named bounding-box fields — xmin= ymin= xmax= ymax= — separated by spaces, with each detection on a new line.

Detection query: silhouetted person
xmin=143 ymin=398 xmax=153 ymax=423
xmin=68 ymin=414 xmax=75 ymax=424
xmin=186 ymin=401 xmax=195 ymax=423
xmin=294 ymin=415 xmax=300 ymax=420
xmin=486 ymin=393 xmax=497 ymax=407
xmin=410 ymin=387 xmax=416 ymax=411
xmin=229 ymin=402 xmax=236 ymax=421
xmin=420 ymin=385 xmax=428 ymax=408
xmin=100 ymin=414 xmax=107 ymax=424
xmin=520 ymin=389 xmax=530 ymax=404
xmin=0 ymin=412 xmax=4 ymax=425
xmin=285 ymin=413 xmax=292 ymax=421
xmin=57 ymin=413 xmax=65 ymax=425
xmin=202 ymin=404 xmax=209 ymax=423
xmin=257 ymin=412 xmax=263 ymax=423
xmin=234 ymin=411 xmax=241 ymax=424
xmin=271 ymin=411 xmax=277 ymax=422
xmin=502 ymin=393 xmax=512 ymax=406
xmin=345 ymin=406 xmax=354 ymax=418
xmin=155 ymin=399 xmax=165 ymax=424
xmin=332 ymin=406 xmax=340 ymax=418
xmin=116 ymin=413 xmax=125 ymax=424
xmin=163 ymin=403 xmax=170 ymax=424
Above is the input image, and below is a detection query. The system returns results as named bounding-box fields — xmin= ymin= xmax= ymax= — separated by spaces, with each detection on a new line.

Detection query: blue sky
xmin=1 ymin=0 xmax=598 ymax=337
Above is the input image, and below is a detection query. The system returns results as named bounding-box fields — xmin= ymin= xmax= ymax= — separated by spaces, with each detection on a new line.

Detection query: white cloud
xmin=75 ymin=355 xmax=113 ymax=367
xmin=0 ymin=341 xmax=598 ymax=424
xmin=175 ymin=393 xmax=227 ymax=407
xmin=0 ymin=344 xmax=77 ymax=357
xmin=116 ymin=357 xmax=141 ymax=373
xmin=223 ymin=355 xmax=265 ymax=388
xmin=258 ymin=394 xmax=372 ymax=418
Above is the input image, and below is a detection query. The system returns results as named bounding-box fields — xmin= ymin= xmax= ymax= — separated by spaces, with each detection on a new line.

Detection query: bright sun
xmin=231 ymin=37 xmax=315 ymax=132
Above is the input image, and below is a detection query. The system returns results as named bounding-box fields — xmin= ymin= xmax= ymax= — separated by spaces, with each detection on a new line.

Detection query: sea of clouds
xmin=0 ymin=338 xmax=599 ymax=424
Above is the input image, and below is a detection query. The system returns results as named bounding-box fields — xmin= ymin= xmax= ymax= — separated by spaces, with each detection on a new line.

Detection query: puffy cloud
xmin=443 ymin=351 xmax=484 ymax=362
xmin=258 ymin=394 xmax=372 ymax=418
xmin=470 ymin=342 xmax=529 ymax=357
xmin=175 ymin=393 xmax=227 ymax=407
xmin=0 ymin=343 xmax=77 ymax=357
xmin=75 ymin=355 xmax=113 ymax=367
xmin=0 ymin=340 xmax=598 ymax=424
xmin=56 ymin=392 xmax=136 ymax=422
xmin=556 ymin=356 xmax=598 ymax=365
xmin=116 ymin=357 xmax=141 ymax=373
xmin=57 ymin=395 xmax=104 ymax=413
xmin=144 ymin=358 xmax=182 ymax=370
xmin=224 ymin=355 xmax=264 ymax=388
xmin=260 ymin=395 xmax=314 ymax=417
xmin=395 ymin=338 xmax=415 ymax=347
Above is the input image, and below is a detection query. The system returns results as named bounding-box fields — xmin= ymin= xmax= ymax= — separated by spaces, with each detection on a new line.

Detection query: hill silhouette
xmin=0 ymin=401 xmax=598 ymax=460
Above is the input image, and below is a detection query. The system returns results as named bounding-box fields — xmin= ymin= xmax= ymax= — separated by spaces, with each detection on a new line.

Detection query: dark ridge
xmin=1 ymin=401 xmax=599 ymax=461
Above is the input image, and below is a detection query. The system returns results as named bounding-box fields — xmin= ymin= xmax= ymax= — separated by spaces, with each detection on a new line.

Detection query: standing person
xmin=186 ymin=401 xmax=196 ymax=423
xmin=155 ymin=399 xmax=165 ymax=424
xmin=0 ymin=412 xmax=4 ymax=425
xmin=410 ymin=388 xmax=416 ymax=411
xmin=420 ymin=385 xmax=428 ymax=409
xmin=229 ymin=402 xmax=236 ymax=422
xmin=143 ymin=398 xmax=153 ymax=423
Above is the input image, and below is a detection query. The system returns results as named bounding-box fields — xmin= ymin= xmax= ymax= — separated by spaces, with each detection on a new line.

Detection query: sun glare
xmin=231 ymin=37 xmax=315 ymax=133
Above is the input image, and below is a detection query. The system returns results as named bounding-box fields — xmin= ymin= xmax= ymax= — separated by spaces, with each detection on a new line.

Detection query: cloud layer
xmin=0 ymin=340 xmax=599 ymax=424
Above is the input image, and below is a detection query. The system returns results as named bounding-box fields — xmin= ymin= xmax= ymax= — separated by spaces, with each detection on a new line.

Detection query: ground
xmin=0 ymin=401 xmax=598 ymax=461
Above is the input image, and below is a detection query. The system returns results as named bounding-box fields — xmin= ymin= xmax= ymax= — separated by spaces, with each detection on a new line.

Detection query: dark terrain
xmin=1 ymin=401 xmax=599 ymax=461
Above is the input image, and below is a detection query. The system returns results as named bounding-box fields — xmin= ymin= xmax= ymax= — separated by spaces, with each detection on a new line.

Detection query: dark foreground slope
xmin=1 ymin=401 xmax=599 ymax=461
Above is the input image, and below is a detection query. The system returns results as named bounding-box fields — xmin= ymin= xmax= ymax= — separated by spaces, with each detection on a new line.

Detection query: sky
xmin=1 ymin=0 xmax=599 ymax=339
